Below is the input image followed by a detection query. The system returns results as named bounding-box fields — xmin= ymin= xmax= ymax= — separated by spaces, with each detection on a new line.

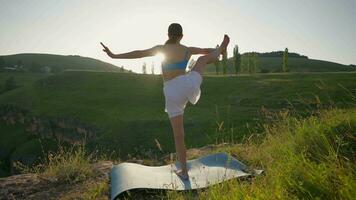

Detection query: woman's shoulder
xmin=160 ymin=43 xmax=187 ymax=48
xmin=158 ymin=44 xmax=188 ymax=52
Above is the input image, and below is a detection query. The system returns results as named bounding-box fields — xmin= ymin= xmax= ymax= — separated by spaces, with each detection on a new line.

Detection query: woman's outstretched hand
xmin=100 ymin=42 xmax=114 ymax=58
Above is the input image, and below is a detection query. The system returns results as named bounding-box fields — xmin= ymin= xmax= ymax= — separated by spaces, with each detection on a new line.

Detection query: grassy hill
xmin=205 ymin=56 xmax=356 ymax=74
xmin=165 ymin=108 xmax=356 ymax=200
xmin=0 ymin=70 xmax=355 ymax=178
xmin=1 ymin=107 xmax=354 ymax=199
xmin=1 ymin=53 xmax=129 ymax=73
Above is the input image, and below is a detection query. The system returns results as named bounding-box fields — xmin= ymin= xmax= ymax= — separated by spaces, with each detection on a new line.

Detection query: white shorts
xmin=163 ymin=71 xmax=203 ymax=118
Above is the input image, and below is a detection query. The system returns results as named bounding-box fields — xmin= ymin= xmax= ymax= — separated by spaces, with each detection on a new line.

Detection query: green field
xmin=0 ymin=52 xmax=355 ymax=177
xmin=1 ymin=53 xmax=128 ymax=73
xmin=206 ymin=57 xmax=356 ymax=74
xmin=0 ymin=70 xmax=355 ymax=176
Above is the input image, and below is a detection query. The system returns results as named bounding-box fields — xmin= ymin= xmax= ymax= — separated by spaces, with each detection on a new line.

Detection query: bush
xmin=15 ymin=145 xmax=95 ymax=184
xmin=42 ymin=146 xmax=95 ymax=183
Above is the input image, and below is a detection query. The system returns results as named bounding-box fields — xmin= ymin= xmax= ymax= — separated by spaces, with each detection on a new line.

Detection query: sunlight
xmin=155 ymin=53 xmax=165 ymax=64
xmin=151 ymin=53 xmax=165 ymax=74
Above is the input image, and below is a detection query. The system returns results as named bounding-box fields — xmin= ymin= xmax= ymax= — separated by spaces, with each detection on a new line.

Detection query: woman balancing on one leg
xmin=101 ymin=23 xmax=230 ymax=179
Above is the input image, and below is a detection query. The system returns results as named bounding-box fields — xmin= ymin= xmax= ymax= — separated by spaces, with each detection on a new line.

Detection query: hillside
xmin=0 ymin=71 xmax=355 ymax=178
xmin=0 ymin=107 xmax=354 ymax=199
xmin=205 ymin=54 xmax=356 ymax=74
xmin=0 ymin=53 xmax=129 ymax=73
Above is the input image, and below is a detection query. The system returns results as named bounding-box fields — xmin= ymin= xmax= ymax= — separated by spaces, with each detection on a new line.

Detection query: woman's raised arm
xmin=101 ymin=42 xmax=161 ymax=59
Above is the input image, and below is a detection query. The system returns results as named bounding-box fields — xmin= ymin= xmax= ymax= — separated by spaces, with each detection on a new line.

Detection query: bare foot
xmin=174 ymin=169 xmax=189 ymax=180
xmin=220 ymin=34 xmax=230 ymax=54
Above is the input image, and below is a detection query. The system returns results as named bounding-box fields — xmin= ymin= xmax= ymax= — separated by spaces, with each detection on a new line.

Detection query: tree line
xmin=213 ymin=46 xmax=290 ymax=75
xmin=140 ymin=46 xmax=290 ymax=75
xmin=213 ymin=45 xmax=261 ymax=75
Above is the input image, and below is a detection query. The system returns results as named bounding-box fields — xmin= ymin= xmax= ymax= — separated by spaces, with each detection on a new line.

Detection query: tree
xmin=188 ymin=58 xmax=196 ymax=71
xmin=233 ymin=45 xmax=241 ymax=74
xmin=213 ymin=45 xmax=220 ymax=75
xmin=151 ymin=62 xmax=155 ymax=74
xmin=252 ymin=53 xmax=260 ymax=73
xmin=0 ymin=57 xmax=5 ymax=68
xmin=282 ymin=48 xmax=289 ymax=72
xmin=120 ymin=66 xmax=125 ymax=72
xmin=142 ymin=62 xmax=147 ymax=74
xmin=222 ymin=50 xmax=228 ymax=75
xmin=246 ymin=54 xmax=251 ymax=74
xmin=242 ymin=53 xmax=260 ymax=74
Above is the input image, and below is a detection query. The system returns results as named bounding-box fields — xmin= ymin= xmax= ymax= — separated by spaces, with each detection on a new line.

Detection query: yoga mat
xmin=110 ymin=152 xmax=262 ymax=200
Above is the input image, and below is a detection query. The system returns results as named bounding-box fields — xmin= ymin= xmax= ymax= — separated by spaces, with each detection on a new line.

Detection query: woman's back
xmin=160 ymin=44 xmax=190 ymax=81
xmin=161 ymin=44 xmax=189 ymax=63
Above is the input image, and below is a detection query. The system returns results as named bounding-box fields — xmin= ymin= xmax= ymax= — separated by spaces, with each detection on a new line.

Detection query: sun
xmin=154 ymin=53 xmax=165 ymax=63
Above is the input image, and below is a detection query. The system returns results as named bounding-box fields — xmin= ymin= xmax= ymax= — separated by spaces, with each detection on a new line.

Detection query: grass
xmin=0 ymin=71 xmax=48 ymax=92
xmin=15 ymin=145 xmax=95 ymax=184
xmin=82 ymin=181 xmax=109 ymax=200
xmin=205 ymin=57 xmax=356 ymax=74
xmin=40 ymin=146 xmax=94 ymax=183
xmin=0 ymin=71 xmax=355 ymax=177
xmin=163 ymin=108 xmax=356 ymax=199
xmin=1 ymin=54 xmax=355 ymax=198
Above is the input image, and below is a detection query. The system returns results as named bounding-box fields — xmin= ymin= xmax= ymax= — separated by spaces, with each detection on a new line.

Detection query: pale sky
xmin=1 ymin=0 xmax=355 ymax=73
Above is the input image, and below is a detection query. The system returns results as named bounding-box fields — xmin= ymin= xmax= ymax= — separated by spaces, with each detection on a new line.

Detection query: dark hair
xmin=165 ymin=23 xmax=183 ymax=44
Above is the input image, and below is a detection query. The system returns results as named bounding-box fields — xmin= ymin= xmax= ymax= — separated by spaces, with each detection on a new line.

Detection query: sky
xmin=1 ymin=0 xmax=355 ymax=73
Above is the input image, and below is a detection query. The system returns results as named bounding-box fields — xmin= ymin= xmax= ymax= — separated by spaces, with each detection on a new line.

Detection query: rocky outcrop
xmin=0 ymin=105 xmax=102 ymax=144
xmin=0 ymin=161 xmax=113 ymax=200
xmin=0 ymin=144 xmax=231 ymax=199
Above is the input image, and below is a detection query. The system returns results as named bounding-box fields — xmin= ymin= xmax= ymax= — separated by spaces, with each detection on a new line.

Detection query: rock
xmin=0 ymin=161 xmax=113 ymax=200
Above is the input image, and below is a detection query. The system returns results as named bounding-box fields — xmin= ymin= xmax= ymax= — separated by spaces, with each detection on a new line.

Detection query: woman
xmin=101 ymin=23 xmax=230 ymax=179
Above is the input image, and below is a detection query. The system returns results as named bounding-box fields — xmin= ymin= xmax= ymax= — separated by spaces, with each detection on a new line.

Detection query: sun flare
xmin=155 ymin=53 xmax=165 ymax=64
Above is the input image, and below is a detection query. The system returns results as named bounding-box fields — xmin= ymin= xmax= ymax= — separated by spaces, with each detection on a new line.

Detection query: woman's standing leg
xmin=169 ymin=114 xmax=188 ymax=178
xmin=169 ymin=35 xmax=230 ymax=179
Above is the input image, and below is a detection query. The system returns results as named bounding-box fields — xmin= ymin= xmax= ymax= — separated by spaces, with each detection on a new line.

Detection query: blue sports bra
xmin=162 ymin=49 xmax=189 ymax=72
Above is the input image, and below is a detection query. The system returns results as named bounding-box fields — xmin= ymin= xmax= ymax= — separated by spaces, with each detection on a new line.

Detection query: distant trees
xmin=142 ymin=62 xmax=147 ymax=74
xmin=257 ymin=51 xmax=307 ymax=58
xmin=241 ymin=53 xmax=260 ymax=74
xmin=120 ymin=66 xmax=125 ymax=73
xmin=151 ymin=62 xmax=155 ymax=75
xmin=252 ymin=53 xmax=260 ymax=73
xmin=222 ymin=50 xmax=228 ymax=75
xmin=0 ymin=57 xmax=5 ymax=68
xmin=233 ymin=45 xmax=241 ymax=74
xmin=188 ymin=58 xmax=196 ymax=71
xmin=214 ymin=45 xmax=220 ymax=75
xmin=282 ymin=48 xmax=289 ymax=72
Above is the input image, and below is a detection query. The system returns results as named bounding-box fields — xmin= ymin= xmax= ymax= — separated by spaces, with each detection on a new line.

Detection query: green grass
xmin=164 ymin=108 xmax=356 ymax=199
xmin=0 ymin=70 xmax=355 ymax=179
xmin=0 ymin=72 xmax=48 ymax=92
xmin=0 ymin=71 xmax=355 ymax=159
xmin=0 ymin=68 xmax=354 ymax=199
xmin=15 ymin=145 xmax=95 ymax=184
xmin=205 ymin=57 xmax=356 ymax=74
